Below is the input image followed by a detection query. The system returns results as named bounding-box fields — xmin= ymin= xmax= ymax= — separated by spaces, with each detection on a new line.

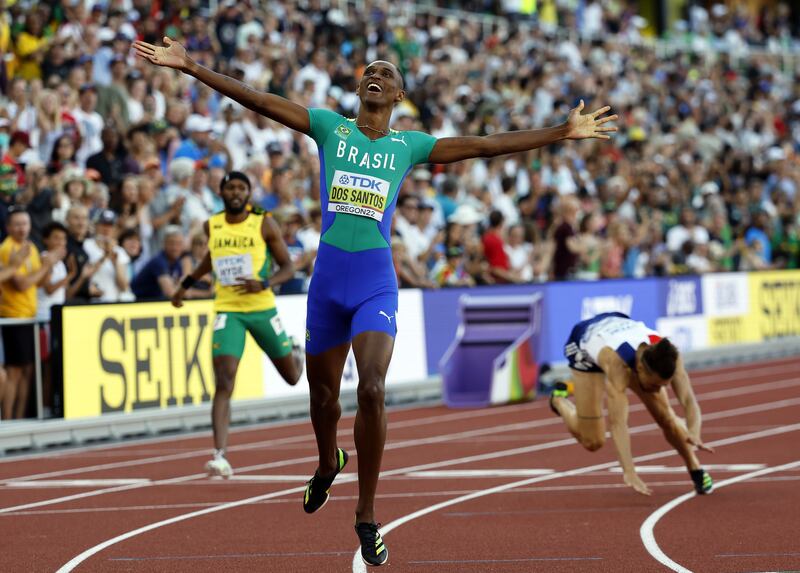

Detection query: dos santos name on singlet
xmin=329 ymin=169 xmax=391 ymax=222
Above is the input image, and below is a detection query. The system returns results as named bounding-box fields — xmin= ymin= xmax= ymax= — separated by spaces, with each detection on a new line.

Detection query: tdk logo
xmin=348 ymin=175 xmax=384 ymax=192
xmin=667 ymin=280 xmax=698 ymax=317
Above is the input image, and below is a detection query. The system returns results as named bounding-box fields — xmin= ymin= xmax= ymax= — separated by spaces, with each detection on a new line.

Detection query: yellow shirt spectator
xmin=14 ymin=32 xmax=48 ymax=80
xmin=0 ymin=237 xmax=41 ymax=317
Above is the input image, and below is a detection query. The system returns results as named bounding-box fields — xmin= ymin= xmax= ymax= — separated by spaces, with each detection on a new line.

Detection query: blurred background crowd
xmin=0 ymin=0 xmax=798 ymax=317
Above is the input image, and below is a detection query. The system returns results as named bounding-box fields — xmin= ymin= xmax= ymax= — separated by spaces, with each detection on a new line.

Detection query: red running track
xmin=1 ymin=357 xmax=799 ymax=572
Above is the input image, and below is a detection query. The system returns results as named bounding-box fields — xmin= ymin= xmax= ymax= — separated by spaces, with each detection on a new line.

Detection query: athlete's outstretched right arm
xmin=134 ymin=37 xmax=311 ymax=135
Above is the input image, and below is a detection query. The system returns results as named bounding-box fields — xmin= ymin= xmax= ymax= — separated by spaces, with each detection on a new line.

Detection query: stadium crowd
xmin=0 ymin=0 xmax=796 ymax=315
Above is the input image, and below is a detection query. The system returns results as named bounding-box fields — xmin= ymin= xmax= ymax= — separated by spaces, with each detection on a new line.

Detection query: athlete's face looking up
xmin=222 ymin=179 xmax=251 ymax=215
xmin=357 ymin=61 xmax=405 ymax=107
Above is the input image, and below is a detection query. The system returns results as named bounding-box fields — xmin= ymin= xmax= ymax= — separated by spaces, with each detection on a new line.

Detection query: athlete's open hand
xmin=624 ymin=471 xmax=652 ymax=496
xmin=564 ymin=100 xmax=618 ymax=140
xmin=133 ymin=37 xmax=189 ymax=71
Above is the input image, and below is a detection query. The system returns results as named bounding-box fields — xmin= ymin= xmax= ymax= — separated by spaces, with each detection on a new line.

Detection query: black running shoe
xmin=690 ymin=469 xmax=713 ymax=495
xmin=355 ymin=521 xmax=388 ymax=567
xmin=302 ymin=448 xmax=348 ymax=514
xmin=549 ymin=381 xmax=570 ymax=416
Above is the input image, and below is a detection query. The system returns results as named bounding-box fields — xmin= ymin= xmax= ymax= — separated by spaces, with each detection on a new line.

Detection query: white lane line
xmin=3 ymin=357 xmax=780 ymax=471
xmin=350 ymin=422 xmax=800 ymax=573
xmin=405 ymin=469 xmax=555 ymax=478
xmin=224 ymin=474 xmax=355 ymax=483
xmin=2 ymin=479 xmax=151 ymax=488
xmin=55 ymin=405 xmax=800 ymax=573
xmin=3 ymin=405 xmax=515 ymax=481
xmin=639 ymin=459 xmax=800 ymax=573
xmin=9 ymin=476 xmax=800 ymax=518
xmin=21 ymin=374 xmax=795 ymax=484
xmin=5 ymin=386 xmax=800 ymax=517
xmin=0 ymin=397 xmax=542 ymax=471
xmin=608 ymin=464 xmax=766 ymax=474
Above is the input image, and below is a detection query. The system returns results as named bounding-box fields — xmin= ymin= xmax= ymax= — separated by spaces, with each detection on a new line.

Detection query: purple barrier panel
xmin=440 ymin=294 xmax=541 ymax=408
xmin=422 ymin=284 xmax=544 ymax=376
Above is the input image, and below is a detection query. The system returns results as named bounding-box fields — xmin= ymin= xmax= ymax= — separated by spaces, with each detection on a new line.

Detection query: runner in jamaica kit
xmin=172 ymin=172 xmax=303 ymax=479
xmin=136 ymin=37 xmax=617 ymax=566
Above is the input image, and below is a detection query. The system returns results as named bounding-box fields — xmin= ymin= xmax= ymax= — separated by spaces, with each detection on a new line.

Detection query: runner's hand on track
xmin=624 ymin=472 xmax=652 ymax=495
xmin=687 ymin=435 xmax=715 ymax=453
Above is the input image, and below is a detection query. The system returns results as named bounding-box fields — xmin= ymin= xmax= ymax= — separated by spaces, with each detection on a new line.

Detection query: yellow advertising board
xmin=707 ymin=270 xmax=800 ymax=346
xmin=749 ymin=270 xmax=800 ymax=340
xmin=62 ymin=300 xmax=264 ymax=419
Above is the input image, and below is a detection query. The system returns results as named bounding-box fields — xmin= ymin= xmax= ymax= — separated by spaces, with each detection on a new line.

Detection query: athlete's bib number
xmin=215 ymin=254 xmax=253 ymax=286
xmin=270 ymin=315 xmax=284 ymax=335
xmin=214 ymin=313 xmax=228 ymax=331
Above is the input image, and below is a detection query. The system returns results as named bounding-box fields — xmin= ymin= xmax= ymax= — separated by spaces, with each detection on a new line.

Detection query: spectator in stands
xmin=430 ymin=246 xmax=475 ymax=287
xmin=72 ymin=84 xmax=104 ymax=166
xmin=506 ymin=224 xmax=533 ymax=282
xmin=47 ymin=134 xmax=78 ymax=176
xmin=150 ymin=157 xmax=192 ymax=244
xmin=392 ymin=237 xmax=436 ymax=289
xmin=2 ymin=131 xmax=30 ymax=186
xmin=277 ymin=207 xmax=311 ymax=295
xmin=667 ymin=207 xmax=710 ymax=254
xmin=86 ymin=126 xmax=126 ymax=194
xmin=64 ymin=204 xmax=100 ymax=302
xmin=36 ymin=222 xmax=72 ymax=418
xmin=482 ymin=210 xmax=520 ymax=284
xmin=0 ymin=163 xmax=19 ymax=241
xmin=0 ymin=208 xmax=63 ymax=418
xmin=83 ymin=209 xmax=131 ymax=302
xmin=174 ymin=115 xmax=214 ymax=161
xmin=551 ymin=197 xmax=580 ymax=280
xmin=131 ymin=225 xmax=189 ymax=300
xmin=17 ymin=161 xmax=53 ymax=245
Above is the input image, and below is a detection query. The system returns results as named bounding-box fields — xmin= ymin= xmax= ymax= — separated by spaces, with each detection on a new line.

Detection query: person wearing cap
xmin=1 ymin=131 xmax=30 ymax=186
xmin=174 ymin=114 xmax=214 ymax=161
xmin=136 ymin=35 xmax=616 ymax=565
xmin=171 ymin=171 xmax=303 ymax=478
xmin=82 ymin=209 xmax=131 ymax=302
xmin=429 ymin=245 xmax=474 ymax=287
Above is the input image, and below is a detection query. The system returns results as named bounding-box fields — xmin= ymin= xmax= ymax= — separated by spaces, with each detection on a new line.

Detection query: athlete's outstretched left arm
xmin=671 ymin=357 xmax=714 ymax=452
xmin=235 ymin=215 xmax=295 ymax=293
xmin=428 ymin=101 xmax=617 ymax=164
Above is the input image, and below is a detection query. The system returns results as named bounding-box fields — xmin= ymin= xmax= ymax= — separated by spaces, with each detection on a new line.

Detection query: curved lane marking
xmin=640 ymin=459 xmax=800 ymax=572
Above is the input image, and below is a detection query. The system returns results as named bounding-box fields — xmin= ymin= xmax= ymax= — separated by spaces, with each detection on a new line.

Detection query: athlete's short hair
xmin=220 ymin=171 xmax=251 ymax=193
xmin=641 ymin=338 xmax=678 ymax=380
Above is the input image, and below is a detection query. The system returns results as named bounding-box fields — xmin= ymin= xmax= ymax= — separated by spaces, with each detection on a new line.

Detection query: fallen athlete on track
xmin=551 ymin=312 xmax=714 ymax=495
